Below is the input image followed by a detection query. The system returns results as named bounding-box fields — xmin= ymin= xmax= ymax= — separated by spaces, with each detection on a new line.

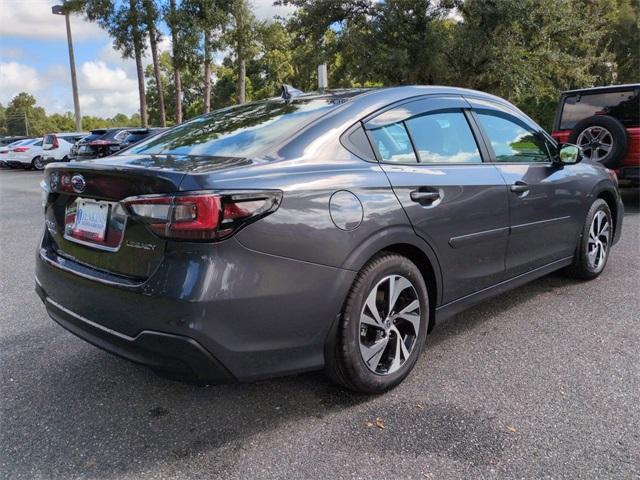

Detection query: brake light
xmin=89 ymin=140 xmax=112 ymax=146
xmin=123 ymin=191 xmax=282 ymax=241
xmin=12 ymin=146 xmax=29 ymax=152
xmin=47 ymin=135 xmax=60 ymax=149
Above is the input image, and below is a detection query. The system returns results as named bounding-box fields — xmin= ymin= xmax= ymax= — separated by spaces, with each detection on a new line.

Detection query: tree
xmin=182 ymin=0 xmax=230 ymax=113
xmin=166 ymin=0 xmax=185 ymax=123
xmin=608 ymin=0 xmax=640 ymax=83
xmin=226 ymin=0 xmax=258 ymax=104
xmin=248 ymin=21 xmax=295 ymax=99
xmin=449 ymin=0 xmax=617 ymax=129
xmin=0 ymin=103 xmax=6 ymax=136
xmin=73 ymin=0 xmax=149 ymax=127
xmin=142 ymin=0 xmax=166 ymax=126
xmin=4 ymin=92 xmax=52 ymax=136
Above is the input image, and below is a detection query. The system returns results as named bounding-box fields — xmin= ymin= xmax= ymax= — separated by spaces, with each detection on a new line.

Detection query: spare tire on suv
xmin=569 ymin=115 xmax=628 ymax=168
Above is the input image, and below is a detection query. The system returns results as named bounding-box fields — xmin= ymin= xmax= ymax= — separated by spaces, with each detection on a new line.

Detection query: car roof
xmin=561 ymin=83 xmax=640 ymax=95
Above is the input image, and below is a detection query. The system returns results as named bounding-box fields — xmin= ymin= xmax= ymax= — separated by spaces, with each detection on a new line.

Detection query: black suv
xmin=71 ymin=128 xmax=164 ymax=161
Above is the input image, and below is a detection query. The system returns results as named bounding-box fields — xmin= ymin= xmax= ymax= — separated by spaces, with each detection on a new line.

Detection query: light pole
xmin=52 ymin=3 xmax=82 ymax=132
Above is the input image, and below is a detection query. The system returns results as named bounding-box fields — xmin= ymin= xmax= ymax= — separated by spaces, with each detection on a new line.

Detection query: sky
xmin=0 ymin=0 xmax=293 ymax=118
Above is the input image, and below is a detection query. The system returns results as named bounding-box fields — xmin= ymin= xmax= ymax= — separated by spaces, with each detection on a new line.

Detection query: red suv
xmin=552 ymin=84 xmax=639 ymax=187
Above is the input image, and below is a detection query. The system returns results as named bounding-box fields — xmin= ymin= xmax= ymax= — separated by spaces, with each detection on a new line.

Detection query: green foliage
xmin=18 ymin=0 xmax=640 ymax=132
xmin=1 ymin=92 xmax=141 ymax=136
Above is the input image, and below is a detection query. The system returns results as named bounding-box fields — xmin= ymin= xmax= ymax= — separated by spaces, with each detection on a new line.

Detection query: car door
xmin=363 ymin=96 xmax=510 ymax=304
xmin=467 ymin=97 xmax=584 ymax=277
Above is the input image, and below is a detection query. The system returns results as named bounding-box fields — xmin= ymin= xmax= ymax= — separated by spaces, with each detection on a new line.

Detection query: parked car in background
xmin=1 ymin=138 xmax=32 ymax=154
xmin=0 ymin=136 xmax=28 ymax=147
xmin=119 ymin=128 xmax=166 ymax=151
xmin=37 ymin=86 xmax=623 ymax=393
xmin=552 ymin=84 xmax=639 ymax=187
xmin=41 ymin=132 xmax=89 ymax=167
xmin=4 ymin=138 xmax=45 ymax=170
xmin=71 ymin=127 xmax=164 ymax=161
xmin=0 ymin=138 xmax=35 ymax=167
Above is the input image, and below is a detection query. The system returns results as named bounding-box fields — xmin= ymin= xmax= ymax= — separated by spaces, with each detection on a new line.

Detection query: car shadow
xmin=1 ymin=271 xmax=571 ymax=479
xmin=2 ymin=189 xmax=636 ymax=478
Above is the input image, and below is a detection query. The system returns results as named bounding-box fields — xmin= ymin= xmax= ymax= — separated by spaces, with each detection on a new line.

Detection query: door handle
xmin=410 ymin=190 xmax=440 ymax=203
xmin=510 ymin=181 xmax=530 ymax=194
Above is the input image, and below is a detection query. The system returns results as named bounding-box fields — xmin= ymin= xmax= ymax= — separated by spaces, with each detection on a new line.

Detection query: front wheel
xmin=326 ymin=253 xmax=429 ymax=394
xmin=564 ymin=199 xmax=613 ymax=280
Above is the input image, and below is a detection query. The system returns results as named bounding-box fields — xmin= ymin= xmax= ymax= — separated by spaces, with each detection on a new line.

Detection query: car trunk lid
xmin=43 ymin=161 xmax=186 ymax=280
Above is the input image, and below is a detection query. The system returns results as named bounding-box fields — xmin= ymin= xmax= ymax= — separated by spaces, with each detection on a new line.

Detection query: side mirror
xmin=556 ymin=143 xmax=582 ymax=165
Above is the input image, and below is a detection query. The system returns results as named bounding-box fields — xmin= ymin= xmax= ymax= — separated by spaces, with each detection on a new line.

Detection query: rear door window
xmin=560 ymin=89 xmax=639 ymax=129
xmin=405 ymin=111 xmax=481 ymax=164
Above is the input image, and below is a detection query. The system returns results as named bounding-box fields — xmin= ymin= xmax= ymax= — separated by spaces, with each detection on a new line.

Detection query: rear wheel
xmin=326 ymin=253 xmax=429 ymax=394
xmin=32 ymin=156 xmax=45 ymax=171
xmin=564 ymin=199 xmax=613 ymax=280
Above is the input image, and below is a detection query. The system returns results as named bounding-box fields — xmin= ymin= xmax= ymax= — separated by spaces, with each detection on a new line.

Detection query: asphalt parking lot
xmin=1 ymin=168 xmax=638 ymax=480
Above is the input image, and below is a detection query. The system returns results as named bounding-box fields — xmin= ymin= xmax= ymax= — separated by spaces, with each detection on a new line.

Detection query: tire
xmin=569 ymin=115 xmax=628 ymax=169
xmin=564 ymin=199 xmax=613 ymax=280
xmin=326 ymin=253 xmax=429 ymax=394
xmin=31 ymin=156 xmax=45 ymax=171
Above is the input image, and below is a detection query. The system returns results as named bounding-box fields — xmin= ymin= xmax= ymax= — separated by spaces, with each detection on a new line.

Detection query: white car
xmin=5 ymin=138 xmax=45 ymax=170
xmin=1 ymin=139 xmax=31 ymax=167
xmin=41 ymin=132 xmax=88 ymax=167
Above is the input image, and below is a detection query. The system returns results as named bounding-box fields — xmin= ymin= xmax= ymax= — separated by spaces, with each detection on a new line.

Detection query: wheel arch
xmin=323 ymin=232 xmax=443 ymax=374
xmin=341 ymin=226 xmax=443 ymax=307
xmin=590 ymin=181 xmax=620 ymax=242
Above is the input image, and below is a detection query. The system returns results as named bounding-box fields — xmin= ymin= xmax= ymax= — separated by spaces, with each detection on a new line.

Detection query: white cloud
xmin=81 ymin=61 xmax=136 ymax=91
xmin=0 ymin=0 xmax=107 ymax=40
xmin=77 ymin=61 xmax=139 ymax=117
xmin=0 ymin=0 xmax=296 ymax=117
xmin=0 ymin=62 xmax=43 ymax=103
xmin=251 ymin=0 xmax=295 ymax=20
xmin=0 ymin=47 xmax=24 ymax=60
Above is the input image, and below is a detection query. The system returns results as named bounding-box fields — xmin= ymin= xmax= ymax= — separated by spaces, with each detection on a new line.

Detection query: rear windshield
xmin=123 ymin=132 xmax=151 ymax=144
xmin=83 ymin=130 xmax=109 ymax=142
xmin=560 ymin=89 xmax=639 ymax=129
xmin=127 ymin=98 xmax=342 ymax=158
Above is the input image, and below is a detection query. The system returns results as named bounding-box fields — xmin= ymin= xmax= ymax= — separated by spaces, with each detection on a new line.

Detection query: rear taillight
xmin=122 ymin=191 xmax=282 ymax=241
xmin=12 ymin=146 xmax=29 ymax=152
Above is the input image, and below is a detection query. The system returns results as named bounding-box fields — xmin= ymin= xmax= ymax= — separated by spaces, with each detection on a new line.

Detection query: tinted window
xmin=477 ymin=112 xmax=549 ymax=163
xmin=560 ymin=89 xmax=639 ymax=129
xmin=406 ymin=111 xmax=481 ymax=164
xmin=368 ymin=122 xmax=417 ymax=163
xmin=129 ymin=98 xmax=341 ymax=158
xmin=123 ymin=132 xmax=151 ymax=144
xmin=84 ymin=131 xmax=107 ymax=142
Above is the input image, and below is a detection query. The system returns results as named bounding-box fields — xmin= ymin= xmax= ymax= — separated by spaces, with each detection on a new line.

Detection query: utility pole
xmin=52 ymin=3 xmax=82 ymax=132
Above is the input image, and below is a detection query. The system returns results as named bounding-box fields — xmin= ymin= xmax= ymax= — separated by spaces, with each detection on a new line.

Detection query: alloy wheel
xmin=587 ymin=210 xmax=610 ymax=271
xmin=33 ymin=157 xmax=44 ymax=170
xmin=358 ymin=274 xmax=420 ymax=375
xmin=577 ymin=126 xmax=613 ymax=163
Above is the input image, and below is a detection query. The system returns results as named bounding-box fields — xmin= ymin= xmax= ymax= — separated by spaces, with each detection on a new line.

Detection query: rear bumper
xmin=36 ymin=232 xmax=355 ymax=383
xmin=36 ymin=282 xmax=235 ymax=384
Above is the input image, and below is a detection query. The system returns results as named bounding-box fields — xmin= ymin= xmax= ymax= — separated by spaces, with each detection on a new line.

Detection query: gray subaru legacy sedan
xmin=36 ymin=86 xmax=623 ymax=393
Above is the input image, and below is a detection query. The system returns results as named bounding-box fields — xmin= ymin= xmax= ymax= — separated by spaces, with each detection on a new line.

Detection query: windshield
xmin=127 ymin=98 xmax=343 ymax=158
